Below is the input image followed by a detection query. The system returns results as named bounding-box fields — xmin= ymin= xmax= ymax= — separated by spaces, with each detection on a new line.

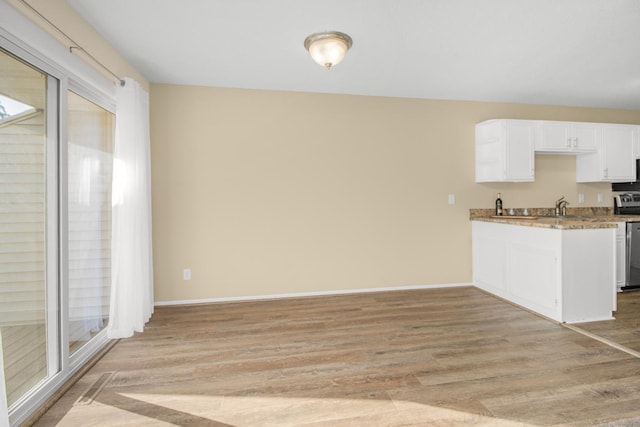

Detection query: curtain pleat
xmin=107 ymin=78 xmax=154 ymax=339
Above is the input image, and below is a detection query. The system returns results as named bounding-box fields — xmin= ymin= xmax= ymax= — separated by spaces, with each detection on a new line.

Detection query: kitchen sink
xmin=541 ymin=215 xmax=589 ymax=220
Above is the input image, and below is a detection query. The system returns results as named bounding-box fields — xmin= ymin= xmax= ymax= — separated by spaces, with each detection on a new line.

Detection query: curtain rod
xmin=18 ymin=0 xmax=126 ymax=87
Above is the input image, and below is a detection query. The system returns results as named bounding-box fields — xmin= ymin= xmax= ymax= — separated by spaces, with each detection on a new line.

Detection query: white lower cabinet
xmin=472 ymin=221 xmax=616 ymax=323
xmin=616 ymin=222 xmax=626 ymax=294
xmin=507 ymin=242 xmax=558 ymax=316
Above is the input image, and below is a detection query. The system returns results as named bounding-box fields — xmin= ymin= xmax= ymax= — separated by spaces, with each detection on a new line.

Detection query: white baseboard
xmin=154 ymin=282 xmax=472 ymax=307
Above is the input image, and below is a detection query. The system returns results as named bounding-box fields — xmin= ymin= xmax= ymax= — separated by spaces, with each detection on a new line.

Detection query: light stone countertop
xmin=470 ymin=208 xmax=639 ymax=230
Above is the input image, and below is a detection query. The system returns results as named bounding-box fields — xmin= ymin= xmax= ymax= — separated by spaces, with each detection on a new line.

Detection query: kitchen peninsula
xmin=470 ymin=209 xmax=632 ymax=324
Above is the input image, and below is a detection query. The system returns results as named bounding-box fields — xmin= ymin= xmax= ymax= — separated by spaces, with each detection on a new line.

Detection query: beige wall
xmin=6 ymin=0 xmax=148 ymax=90
xmin=150 ymin=84 xmax=640 ymax=302
xmin=7 ymin=0 xmax=640 ymax=303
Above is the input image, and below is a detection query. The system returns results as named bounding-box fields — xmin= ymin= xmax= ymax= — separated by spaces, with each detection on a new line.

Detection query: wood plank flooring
xmin=32 ymin=287 xmax=640 ymax=426
xmin=574 ymin=291 xmax=640 ymax=354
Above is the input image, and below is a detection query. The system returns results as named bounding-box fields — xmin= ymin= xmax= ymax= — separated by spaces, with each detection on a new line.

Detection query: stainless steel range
xmin=615 ymin=193 xmax=640 ymax=215
xmin=615 ymin=193 xmax=640 ymax=291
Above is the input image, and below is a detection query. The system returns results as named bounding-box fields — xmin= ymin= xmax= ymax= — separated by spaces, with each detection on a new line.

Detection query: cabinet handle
xmin=604 ymin=168 xmax=609 ymax=178
xmin=573 ymin=137 xmax=578 ymax=147
xmin=566 ymin=137 xmax=571 ymax=147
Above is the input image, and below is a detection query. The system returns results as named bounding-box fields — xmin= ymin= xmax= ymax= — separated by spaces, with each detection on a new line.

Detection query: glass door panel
xmin=0 ymin=49 xmax=49 ymax=407
xmin=67 ymin=91 xmax=114 ymax=354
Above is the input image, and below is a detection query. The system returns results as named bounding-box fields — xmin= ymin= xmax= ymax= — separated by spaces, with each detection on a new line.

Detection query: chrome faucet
xmin=555 ymin=196 xmax=569 ymax=216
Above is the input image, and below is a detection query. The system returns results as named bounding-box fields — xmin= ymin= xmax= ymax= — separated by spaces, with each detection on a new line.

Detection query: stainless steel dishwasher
xmin=616 ymin=193 xmax=640 ymax=291
xmin=626 ymin=221 xmax=640 ymax=290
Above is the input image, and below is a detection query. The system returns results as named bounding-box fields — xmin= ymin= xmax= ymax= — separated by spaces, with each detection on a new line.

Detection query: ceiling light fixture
xmin=304 ymin=31 xmax=353 ymax=69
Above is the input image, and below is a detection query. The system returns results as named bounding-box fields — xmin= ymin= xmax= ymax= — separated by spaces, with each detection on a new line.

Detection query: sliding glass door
xmin=0 ymin=44 xmax=115 ymax=417
xmin=0 ymin=48 xmax=55 ymax=408
xmin=67 ymin=90 xmax=114 ymax=354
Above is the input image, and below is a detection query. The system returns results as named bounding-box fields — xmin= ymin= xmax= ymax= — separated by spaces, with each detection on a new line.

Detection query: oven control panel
xmin=616 ymin=193 xmax=640 ymax=214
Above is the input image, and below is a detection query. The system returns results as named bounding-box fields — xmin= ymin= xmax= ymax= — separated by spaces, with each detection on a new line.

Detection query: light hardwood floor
xmin=33 ymin=287 xmax=640 ymax=426
xmin=574 ymin=292 xmax=640 ymax=354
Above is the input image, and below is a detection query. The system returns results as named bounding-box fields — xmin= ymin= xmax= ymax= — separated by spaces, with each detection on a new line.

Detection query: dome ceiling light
xmin=304 ymin=31 xmax=353 ymax=69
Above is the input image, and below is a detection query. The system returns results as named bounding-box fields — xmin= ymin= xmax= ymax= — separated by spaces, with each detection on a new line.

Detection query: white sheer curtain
xmin=107 ymin=78 xmax=154 ymax=339
xmin=0 ymin=330 xmax=9 ymax=427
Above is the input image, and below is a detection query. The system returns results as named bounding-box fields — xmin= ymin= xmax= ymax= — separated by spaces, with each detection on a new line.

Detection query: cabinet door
xmin=535 ymin=121 xmax=598 ymax=153
xmin=474 ymin=236 xmax=506 ymax=291
xmin=507 ymin=243 xmax=558 ymax=316
xmin=602 ymin=125 xmax=636 ymax=181
xmin=571 ymin=123 xmax=598 ymax=151
xmin=504 ymin=120 xmax=535 ymax=181
xmin=536 ymin=121 xmax=571 ymax=151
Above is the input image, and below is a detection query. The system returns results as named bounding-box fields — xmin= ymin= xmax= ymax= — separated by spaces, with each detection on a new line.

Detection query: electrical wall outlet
xmin=448 ymin=194 xmax=455 ymax=205
xmin=597 ymin=193 xmax=603 ymax=203
xmin=183 ymin=268 xmax=191 ymax=281
xmin=578 ymin=193 xmax=585 ymax=204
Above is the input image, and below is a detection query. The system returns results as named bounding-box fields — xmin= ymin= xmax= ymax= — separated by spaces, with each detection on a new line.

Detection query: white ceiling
xmin=68 ymin=0 xmax=640 ymax=110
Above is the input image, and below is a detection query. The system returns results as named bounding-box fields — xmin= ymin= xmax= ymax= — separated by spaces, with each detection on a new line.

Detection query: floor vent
xmin=75 ymin=372 xmax=115 ymax=406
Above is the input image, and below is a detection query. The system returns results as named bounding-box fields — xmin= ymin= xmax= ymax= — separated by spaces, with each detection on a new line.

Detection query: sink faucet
xmin=555 ymin=196 xmax=569 ymax=216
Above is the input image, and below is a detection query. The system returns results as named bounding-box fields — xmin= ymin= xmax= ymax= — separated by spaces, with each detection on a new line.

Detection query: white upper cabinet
xmin=535 ymin=121 xmax=598 ymax=154
xmin=576 ymin=124 xmax=637 ymax=182
xmin=477 ymin=119 xmax=638 ymax=183
xmin=475 ymin=119 xmax=535 ymax=182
